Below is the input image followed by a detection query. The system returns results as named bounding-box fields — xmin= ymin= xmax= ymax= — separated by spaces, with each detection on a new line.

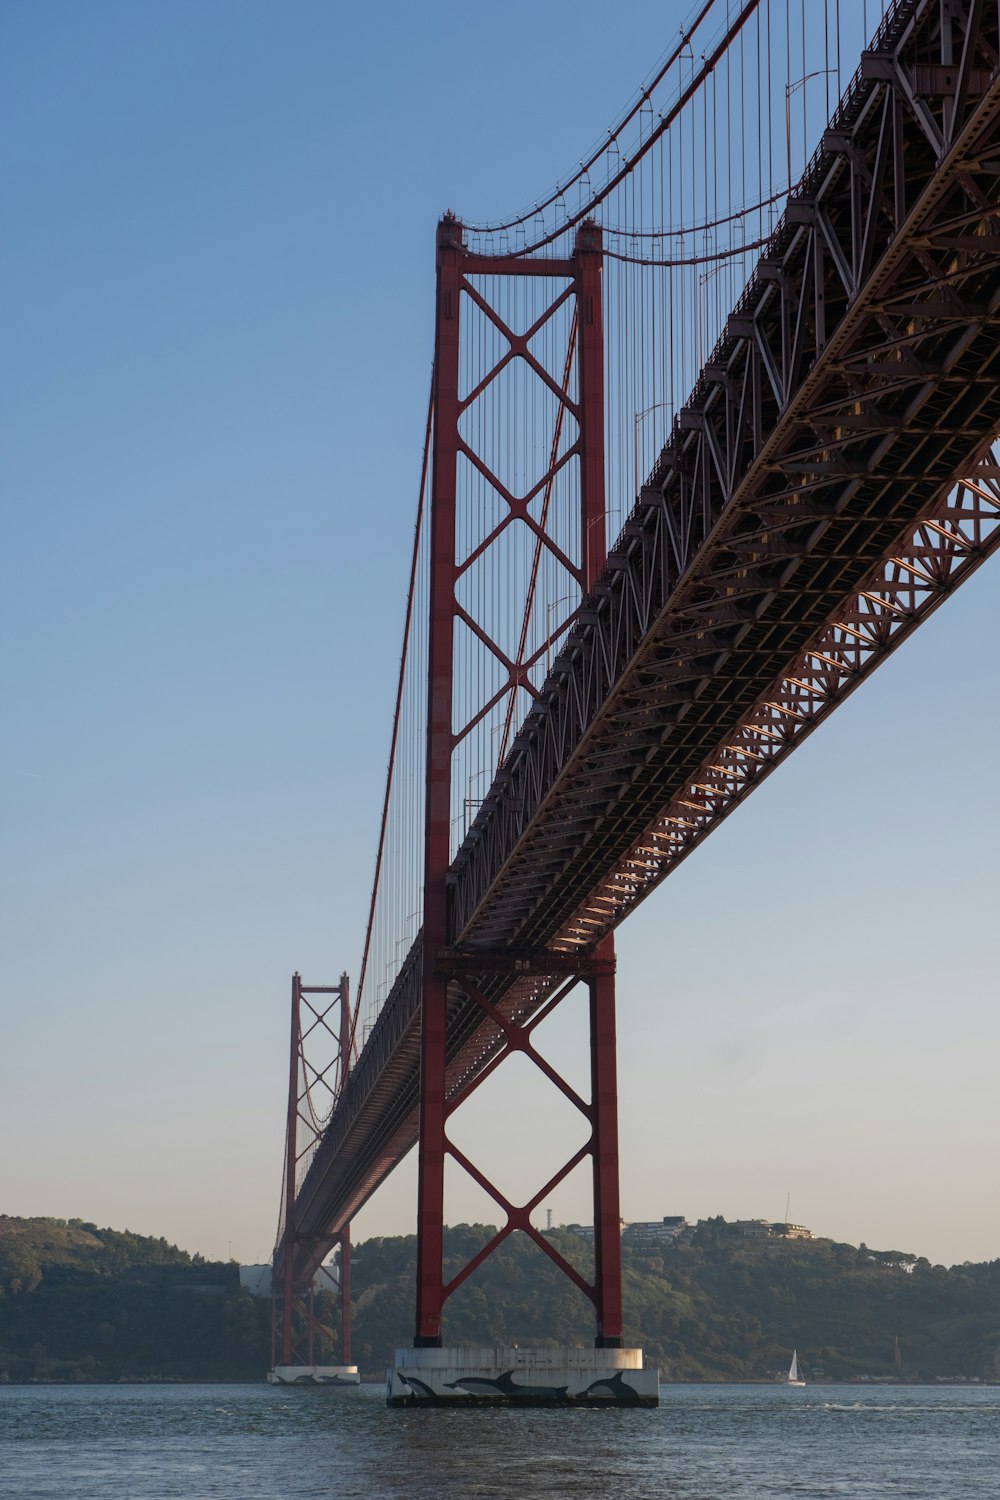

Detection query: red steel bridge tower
xmin=269 ymin=973 xmax=360 ymax=1386
xmin=408 ymin=216 xmax=641 ymax=1387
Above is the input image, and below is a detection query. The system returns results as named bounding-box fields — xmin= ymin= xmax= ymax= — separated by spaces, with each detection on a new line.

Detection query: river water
xmin=1 ymin=1382 xmax=996 ymax=1498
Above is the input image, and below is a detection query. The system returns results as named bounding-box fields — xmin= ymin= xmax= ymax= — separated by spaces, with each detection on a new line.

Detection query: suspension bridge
xmin=269 ymin=0 xmax=1000 ymax=1404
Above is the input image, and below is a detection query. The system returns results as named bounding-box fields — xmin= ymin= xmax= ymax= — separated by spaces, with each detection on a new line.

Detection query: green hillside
xmin=2 ymin=1214 xmax=998 ymax=1383
xmin=347 ymin=1221 xmax=1000 ymax=1382
xmin=0 ymin=1216 xmax=266 ymax=1382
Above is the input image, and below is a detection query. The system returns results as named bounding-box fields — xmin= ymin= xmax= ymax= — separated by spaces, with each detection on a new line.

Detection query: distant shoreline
xmin=3 ymin=1376 xmax=994 ymax=1389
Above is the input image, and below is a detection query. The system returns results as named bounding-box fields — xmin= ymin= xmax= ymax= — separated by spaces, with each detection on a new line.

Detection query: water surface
xmin=1 ymin=1381 xmax=996 ymax=1498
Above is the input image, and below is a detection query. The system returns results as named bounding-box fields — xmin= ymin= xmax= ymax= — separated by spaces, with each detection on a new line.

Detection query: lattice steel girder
xmin=550 ymin=462 xmax=1000 ymax=948
xmin=450 ymin=0 xmax=1000 ymax=951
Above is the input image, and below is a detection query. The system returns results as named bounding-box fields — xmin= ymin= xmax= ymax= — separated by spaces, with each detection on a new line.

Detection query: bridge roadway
xmin=286 ymin=0 xmax=1000 ymax=1283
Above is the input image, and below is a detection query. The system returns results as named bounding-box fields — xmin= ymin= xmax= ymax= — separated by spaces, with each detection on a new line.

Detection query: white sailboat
xmin=787 ymin=1349 xmax=806 ymax=1386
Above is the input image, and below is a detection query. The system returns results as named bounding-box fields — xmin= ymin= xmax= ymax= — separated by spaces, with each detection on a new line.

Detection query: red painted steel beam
xmin=279 ymin=972 xmax=300 ymax=1365
xmin=576 ymin=221 xmax=607 ymax=592
xmin=340 ymin=1224 xmax=352 ymax=1367
xmin=414 ymin=216 xmax=463 ymax=1346
xmin=590 ymin=936 xmax=623 ymax=1345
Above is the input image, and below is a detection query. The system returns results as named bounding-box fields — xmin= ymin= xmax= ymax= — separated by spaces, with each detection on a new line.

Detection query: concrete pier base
xmin=267 ymin=1364 xmax=360 ymax=1386
xmin=387 ymin=1345 xmax=658 ymax=1407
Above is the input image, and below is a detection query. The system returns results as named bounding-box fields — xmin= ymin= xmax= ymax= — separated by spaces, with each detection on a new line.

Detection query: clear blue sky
xmin=2 ymin=0 xmax=997 ymax=1270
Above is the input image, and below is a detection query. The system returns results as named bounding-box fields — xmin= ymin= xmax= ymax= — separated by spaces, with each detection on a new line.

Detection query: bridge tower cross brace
xmin=415 ymin=215 xmax=623 ymax=1348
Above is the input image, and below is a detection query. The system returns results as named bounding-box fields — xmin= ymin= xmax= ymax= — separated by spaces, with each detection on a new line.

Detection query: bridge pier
xmin=269 ymin=1364 xmax=359 ymax=1387
xmin=388 ymin=1345 xmax=657 ymax=1408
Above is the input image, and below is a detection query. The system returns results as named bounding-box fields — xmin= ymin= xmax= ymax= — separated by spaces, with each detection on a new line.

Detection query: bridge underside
xmin=285 ymin=0 xmax=1000 ymax=1285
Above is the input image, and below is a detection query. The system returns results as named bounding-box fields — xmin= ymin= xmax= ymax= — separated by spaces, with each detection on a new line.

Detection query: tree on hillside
xmin=0 ymin=1243 xmax=42 ymax=1297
